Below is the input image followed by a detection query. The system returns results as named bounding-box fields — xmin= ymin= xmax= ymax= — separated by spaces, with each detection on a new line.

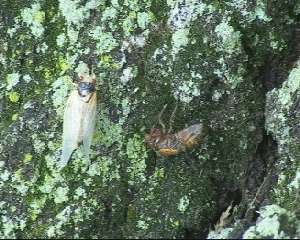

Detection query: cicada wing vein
xmin=176 ymin=124 xmax=206 ymax=148
xmin=82 ymin=92 xmax=97 ymax=158
xmin=61 ymin=91 xmax=84 ymax=167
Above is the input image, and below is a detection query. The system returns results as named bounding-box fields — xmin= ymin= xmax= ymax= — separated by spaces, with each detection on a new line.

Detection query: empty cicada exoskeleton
xmin=145 ymin=104 xmax=208 ymax=156
xmin=60 ymin=72 xmax=97 ymax=167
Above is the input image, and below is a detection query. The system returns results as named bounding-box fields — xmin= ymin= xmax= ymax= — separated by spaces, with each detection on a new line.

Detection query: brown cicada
xmin=60 ymin=72 xmax=97 ymax=167
xmin=145 ymin=104 xmax=208 ymax=156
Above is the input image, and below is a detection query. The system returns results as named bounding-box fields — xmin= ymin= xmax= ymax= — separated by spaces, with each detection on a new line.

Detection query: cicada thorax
xmin=156 ymin=135 xmax=182 ymax=156
xmin=145 ymin=128 xmax=181 ymax=156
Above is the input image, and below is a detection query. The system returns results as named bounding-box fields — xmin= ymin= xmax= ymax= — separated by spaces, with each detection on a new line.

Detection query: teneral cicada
xmin=145 ymin=104 xmax=208 ymax=156
xmin=60 ymin=72 xmax=97 ymax=167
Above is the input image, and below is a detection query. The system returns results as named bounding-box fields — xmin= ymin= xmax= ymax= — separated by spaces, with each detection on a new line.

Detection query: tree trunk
xmin=0 ymin=0 xmax=299 ymax=238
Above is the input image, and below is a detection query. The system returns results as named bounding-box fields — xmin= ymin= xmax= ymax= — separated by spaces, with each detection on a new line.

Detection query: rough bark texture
xmin=0 ymin=0 xmax=299 ymax=238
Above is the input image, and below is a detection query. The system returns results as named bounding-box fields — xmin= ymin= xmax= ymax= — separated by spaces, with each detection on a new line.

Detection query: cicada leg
xmin=167 ymin=103 xmax=178 ymax=134
xmin=158 ymin=104 xmax=168 ymax=134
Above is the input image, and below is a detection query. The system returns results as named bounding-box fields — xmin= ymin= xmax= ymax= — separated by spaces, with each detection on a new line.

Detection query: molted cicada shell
xmin=60 ymin=73 xmax=97 ymax=167
xmin=145 ymin=105 xmax=208 ymax=156
xmin=145 ymin=124 xmax=207 ymax=157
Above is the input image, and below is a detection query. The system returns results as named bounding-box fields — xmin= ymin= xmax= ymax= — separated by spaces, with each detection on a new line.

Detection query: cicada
xmin=145 ymin=104 xmax=208 ymax=156
xmin=60 ymin=72 xmax=97 ymax=167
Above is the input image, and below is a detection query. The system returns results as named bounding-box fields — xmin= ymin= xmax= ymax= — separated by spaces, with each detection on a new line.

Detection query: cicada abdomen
xmin=60 ymin=73 xmax=97 ymax=167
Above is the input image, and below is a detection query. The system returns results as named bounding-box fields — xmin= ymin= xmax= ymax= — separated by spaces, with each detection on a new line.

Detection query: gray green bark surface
xmin=0 ymin=0 xmax=299 ymax=238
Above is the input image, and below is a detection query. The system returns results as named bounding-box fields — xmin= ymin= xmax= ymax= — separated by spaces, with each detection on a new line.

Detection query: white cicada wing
xmin=60 ymin=91 xmax=84 ymax=167
xmin=82 ymin=92 xmax=97 ymax=158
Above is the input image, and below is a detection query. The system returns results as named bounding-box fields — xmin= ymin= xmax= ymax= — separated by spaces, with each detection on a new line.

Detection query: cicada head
xmin=78 ymin=82 xmax=96 ymax=102
xmin=145 ymin=128 xmax=163 ymax=149
xmin=77 ymin=73 xmax=96 ymax=103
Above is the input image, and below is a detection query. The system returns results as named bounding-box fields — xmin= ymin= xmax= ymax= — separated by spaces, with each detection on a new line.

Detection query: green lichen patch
xmin=265 ymin=60 xmax=300 ymax=210
xmin=6 ymin=73 xmax=20 ymax=91
xmin=126 ymin=134 xmax=147 ymax=185
xmin=8 ymin=91 xmax=21 ymax=103
xmin=21 ymin=3 xmax=45 ymax=38
xmin=243 ymin=205 xmax=300 ymax=239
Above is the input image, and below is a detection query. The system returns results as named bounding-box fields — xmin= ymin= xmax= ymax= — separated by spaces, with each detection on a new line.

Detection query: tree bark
xmin=0 ymin=0 xmax=299 ymax=238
